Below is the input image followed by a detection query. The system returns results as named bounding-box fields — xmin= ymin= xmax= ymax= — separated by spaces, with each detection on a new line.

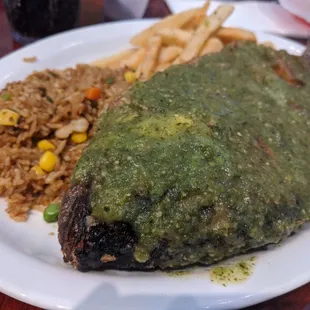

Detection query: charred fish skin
xmin=59 ymin=183 xmax=172 ymax=271
xmin=59 ymin=42 xmax=310 ymax=271
xmin=59 ymin=183 xmax=138 ymax=271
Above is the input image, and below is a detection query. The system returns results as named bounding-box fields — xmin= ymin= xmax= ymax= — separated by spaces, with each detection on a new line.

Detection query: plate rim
xmin=0 ymin=18 xmax=306 ymax=65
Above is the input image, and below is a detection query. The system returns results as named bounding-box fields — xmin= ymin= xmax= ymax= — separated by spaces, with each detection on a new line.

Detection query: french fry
xmin=158 ymin=46 xmax=183 ymax=64
xmin=261 ymin=41 xmax=276 ymax=50
xmin=200 ymin=37 xmax=224 ymax=56
xmin=183 ymin=0 xmax=210 ymax=30
xmin=92 ymin=49 xmax=135 ymax=69
xmin=156 ymin=63 xmax=171 ymax=73
xmin=120 ymin=48 xmax=145 ymax=70
xmin=130 ymin=5 xmax=208 ymax=47
xmin=174 ymin=5 xmax=234 ymax=65
xmin=91 ymin=2 xmax=276 ymax=78
xmin=157 ymin=28 xmax=192 ymax=47
xmin=183 ymin=15 xmax=205 ymax=31
xmin=136 ymin=36 xmax=162 ymax=80
xmin=216 ymin=27 xmax=256 ymax=45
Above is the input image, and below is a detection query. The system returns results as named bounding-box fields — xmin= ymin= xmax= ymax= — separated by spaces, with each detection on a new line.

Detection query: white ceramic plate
xmin=0 ymin=20 xmax=308 ymax=310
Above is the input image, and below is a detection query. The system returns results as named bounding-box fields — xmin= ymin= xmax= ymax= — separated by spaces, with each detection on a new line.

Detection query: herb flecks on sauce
xmin=72 ymin=43 xmax=310 ymax=269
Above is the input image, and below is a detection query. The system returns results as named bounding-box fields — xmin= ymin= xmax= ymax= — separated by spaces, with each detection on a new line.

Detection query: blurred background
xmin=0 ymin=0 xmax=173 ymax=55
xmin=0 ymin=0 xmax=309 ymax=59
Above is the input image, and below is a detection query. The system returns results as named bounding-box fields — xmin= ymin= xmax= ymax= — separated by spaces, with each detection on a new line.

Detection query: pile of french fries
xmin=92 ymin=1 xmax=274 ymax=81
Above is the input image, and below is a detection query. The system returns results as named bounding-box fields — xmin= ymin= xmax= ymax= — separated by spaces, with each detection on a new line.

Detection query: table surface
xmin=0 ymin=0 xmax=309 ymax=309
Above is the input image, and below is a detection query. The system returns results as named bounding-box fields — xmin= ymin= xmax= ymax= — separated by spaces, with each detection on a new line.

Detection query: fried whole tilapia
xmin=59 ymin=42 xmax=310 ymax=271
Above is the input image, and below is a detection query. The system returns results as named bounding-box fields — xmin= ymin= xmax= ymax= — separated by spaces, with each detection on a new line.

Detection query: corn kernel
xmin=37 ymin=139 xmax=55 ymax=151
xmin=124 ymin=71 xmax=137 ymax=83
xmin=71 ymin=132 xmax=87 ymax=144
xmin=31 ymin=165 xmax=46 ymax=176
xmin=0 ymin=109 xmax=20 ymax=126
xmin=39 ymin=151 xmax=58 ymax=172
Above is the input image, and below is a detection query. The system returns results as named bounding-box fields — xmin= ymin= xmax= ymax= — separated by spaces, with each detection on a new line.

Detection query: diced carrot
xmin=85 ymin=87 xmax=101 ymax=100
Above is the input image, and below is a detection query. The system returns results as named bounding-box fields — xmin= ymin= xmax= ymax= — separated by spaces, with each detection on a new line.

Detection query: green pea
xmin=106 ymin=77 xmax=115 ymax=85
xmin=1 ymin=93 xmax=11 ymax=101
xmin=43 ymin=203 xmax=60 ymax=223
xmin=46 ymin=95 xmax=54 ymax=103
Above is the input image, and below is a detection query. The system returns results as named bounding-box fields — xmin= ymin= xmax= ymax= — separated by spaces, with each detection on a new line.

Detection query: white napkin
xmin=165 ymin=0 xmax=310 ymax=38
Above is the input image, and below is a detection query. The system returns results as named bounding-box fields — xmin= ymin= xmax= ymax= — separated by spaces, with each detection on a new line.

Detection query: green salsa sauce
xmin=210 ymin=257 xmax=256 ymax=285
xmin=72 ymin=43 xmax=310 ymax=268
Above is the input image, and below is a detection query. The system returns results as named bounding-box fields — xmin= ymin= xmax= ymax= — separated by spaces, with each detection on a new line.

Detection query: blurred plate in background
xmin=279 ymin=0 xmax=310 ymax=23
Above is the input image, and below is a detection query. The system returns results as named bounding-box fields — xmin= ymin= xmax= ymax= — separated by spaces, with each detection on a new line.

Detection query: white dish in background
xmin=0 ymin=19 xmax=308 ymax=310
xmin=279 ymin=0 xmax=310 ymax=23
